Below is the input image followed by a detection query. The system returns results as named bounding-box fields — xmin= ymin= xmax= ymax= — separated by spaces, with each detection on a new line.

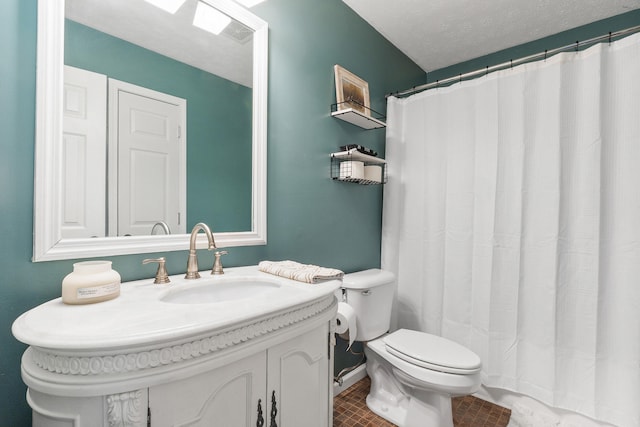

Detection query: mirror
xmin=34 ymin=0 xmax=268 ymax=261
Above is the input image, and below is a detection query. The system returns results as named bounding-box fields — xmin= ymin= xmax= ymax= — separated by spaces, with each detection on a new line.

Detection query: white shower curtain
xmin=382 ymin=33 xmax=640 ymax=427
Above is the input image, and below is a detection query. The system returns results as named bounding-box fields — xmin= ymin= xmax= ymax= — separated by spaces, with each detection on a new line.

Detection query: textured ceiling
xmin=343 ymin=0 xmax=640 ymax=72
xmin=66 ymin=0 xmax=254 ymax=87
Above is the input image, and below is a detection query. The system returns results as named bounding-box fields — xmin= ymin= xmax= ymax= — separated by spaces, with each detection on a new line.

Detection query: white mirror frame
xmin=33 ymin=0 xmax=268 ymax=261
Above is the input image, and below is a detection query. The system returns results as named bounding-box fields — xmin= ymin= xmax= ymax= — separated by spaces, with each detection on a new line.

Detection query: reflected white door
xmin=61 ymin=66 xmax=107 ymax=238
xmin=108 ymin=79 xmax=186 ymax=236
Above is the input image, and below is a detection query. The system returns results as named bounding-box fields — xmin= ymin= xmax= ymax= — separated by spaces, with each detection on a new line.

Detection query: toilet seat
xmin=383 ymin=329 xmax=481 ymax=375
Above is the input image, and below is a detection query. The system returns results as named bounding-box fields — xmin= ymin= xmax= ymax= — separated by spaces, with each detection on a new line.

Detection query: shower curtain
xmin=382 ymin=32 xmax=640 ymax=427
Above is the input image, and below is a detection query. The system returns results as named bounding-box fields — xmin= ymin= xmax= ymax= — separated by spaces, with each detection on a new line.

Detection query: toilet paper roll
xmin=364 ymin=165 xmax=382 ymax=183
xmin=339 ymin=161 xmax=365 ymax=180
xmin=336 ymin=302 xmax=357 ymax=349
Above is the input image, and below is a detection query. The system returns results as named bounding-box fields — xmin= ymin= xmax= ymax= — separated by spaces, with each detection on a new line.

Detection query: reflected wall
xmin=65 ymin=20 xmax=253 ymax=233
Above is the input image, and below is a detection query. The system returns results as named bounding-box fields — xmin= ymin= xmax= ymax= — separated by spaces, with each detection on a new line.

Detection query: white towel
xmin=258 ymin=260 xmax=344 ymax=284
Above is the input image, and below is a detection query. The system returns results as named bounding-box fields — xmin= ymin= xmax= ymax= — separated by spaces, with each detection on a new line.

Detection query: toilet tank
xmin=342 ymin=269 xmax=395 ymax=341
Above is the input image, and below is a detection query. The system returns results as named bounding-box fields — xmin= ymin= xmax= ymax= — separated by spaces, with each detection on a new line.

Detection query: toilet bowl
xmin=365 ymin=329 xmax=481 ymax=427
xmin=340 ymin=270 xmax=482 ymax=427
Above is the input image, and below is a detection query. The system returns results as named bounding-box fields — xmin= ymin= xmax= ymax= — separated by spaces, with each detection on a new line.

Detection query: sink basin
xmin=162 ymin=280 xmax=281 ymax=304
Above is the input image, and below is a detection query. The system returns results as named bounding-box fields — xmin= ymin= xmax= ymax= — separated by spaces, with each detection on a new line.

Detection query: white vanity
xmin=12 ymin=266 xmax=340 ymax=427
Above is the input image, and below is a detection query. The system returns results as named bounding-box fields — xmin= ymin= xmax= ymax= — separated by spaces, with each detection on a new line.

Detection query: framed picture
xmin=334 ymin=65 xmax=370 ymax=116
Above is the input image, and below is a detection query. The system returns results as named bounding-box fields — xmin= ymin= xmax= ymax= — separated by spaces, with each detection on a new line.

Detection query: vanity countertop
xmin=12 ymin=265 xmax=341 ymax=352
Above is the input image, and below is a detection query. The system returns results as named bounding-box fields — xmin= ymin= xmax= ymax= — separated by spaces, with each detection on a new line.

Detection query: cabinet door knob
xmin=257 ymin=398 xmax=264 ymax=427
xmin=269 ymin=390 xmax=278 ymax=427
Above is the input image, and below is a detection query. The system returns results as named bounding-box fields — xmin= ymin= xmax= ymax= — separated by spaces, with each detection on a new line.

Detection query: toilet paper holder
xmin=334 ymin=299 xmax=365 ymax=386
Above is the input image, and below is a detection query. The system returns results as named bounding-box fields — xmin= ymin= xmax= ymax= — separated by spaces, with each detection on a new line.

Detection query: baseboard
xmin=333 ymin=364 xmax=367 ymax=397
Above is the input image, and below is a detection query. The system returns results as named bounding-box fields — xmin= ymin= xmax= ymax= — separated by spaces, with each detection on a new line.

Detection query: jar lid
xmin=73 ymin=260 xmax=113 ymax=274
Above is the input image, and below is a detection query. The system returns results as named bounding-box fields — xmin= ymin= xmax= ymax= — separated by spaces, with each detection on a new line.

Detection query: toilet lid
xmin=383 ymin=329 xmax=481 ymax=375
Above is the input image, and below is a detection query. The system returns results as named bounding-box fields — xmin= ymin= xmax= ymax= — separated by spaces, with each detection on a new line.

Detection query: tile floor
xmin=333 ymin=377 xmax=511 ymax=427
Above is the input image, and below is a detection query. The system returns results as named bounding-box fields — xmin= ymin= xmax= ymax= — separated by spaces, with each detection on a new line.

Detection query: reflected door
xmin=62 ymin=66 xmax=107 ymax=239
xmin=109 ymin=80 xmax=186 ymax=236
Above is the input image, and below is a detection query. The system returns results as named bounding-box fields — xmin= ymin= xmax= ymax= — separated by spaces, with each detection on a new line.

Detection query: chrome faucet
xmin=185 ymin=223 xmax=216 ymax=279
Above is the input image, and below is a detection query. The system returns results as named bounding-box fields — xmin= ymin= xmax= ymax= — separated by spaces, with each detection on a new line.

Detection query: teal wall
xmin=0 ymin=0 xmax=423 ymax=423
xmin=65 ymin=20 xmax=253 ymax=232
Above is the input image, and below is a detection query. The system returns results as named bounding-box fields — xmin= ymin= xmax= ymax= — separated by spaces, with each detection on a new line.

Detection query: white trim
xmin=251 ymin=6 xmax=268 ymax=245
xmin=33 ymin=0 xmax=65 ymax=262
xmin=333 ymin=364 xmax=367 ymax=397
xmin=33 ymin=0 xmax=268 ymax=261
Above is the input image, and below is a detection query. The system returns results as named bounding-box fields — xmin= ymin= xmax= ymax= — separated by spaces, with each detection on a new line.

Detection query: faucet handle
xmin=211 ymin=251 xmax=228 ymax=275
xmin=142 ymin=257 xmax=171 ymax=284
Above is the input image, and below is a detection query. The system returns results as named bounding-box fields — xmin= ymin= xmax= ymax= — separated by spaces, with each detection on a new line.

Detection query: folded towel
xmin=258 ymin=260 xmax=344 ymax=284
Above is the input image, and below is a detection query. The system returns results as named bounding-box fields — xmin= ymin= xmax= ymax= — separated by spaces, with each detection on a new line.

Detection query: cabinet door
xmin=149 ymin=351 xmax=266 ymax=427
xmin=267 ymin=324 xmax=330 ymax=427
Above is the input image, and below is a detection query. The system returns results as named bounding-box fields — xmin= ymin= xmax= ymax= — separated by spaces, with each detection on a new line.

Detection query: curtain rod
xmin=388 ymin=24 xmax=640 ymax=99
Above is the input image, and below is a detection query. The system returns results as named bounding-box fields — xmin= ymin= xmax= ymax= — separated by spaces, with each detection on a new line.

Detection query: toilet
xmin=341 ymin=269 xmax=481 ymax=427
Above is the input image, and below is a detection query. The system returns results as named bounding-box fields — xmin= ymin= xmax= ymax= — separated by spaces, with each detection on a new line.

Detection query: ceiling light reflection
xmin=235 ymin=0 xmax=267 ymax=7
xmin=193 ymin=1 xmax=232 ymax=35
xmin=144 ymin=0 xmax=187 ymax=14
